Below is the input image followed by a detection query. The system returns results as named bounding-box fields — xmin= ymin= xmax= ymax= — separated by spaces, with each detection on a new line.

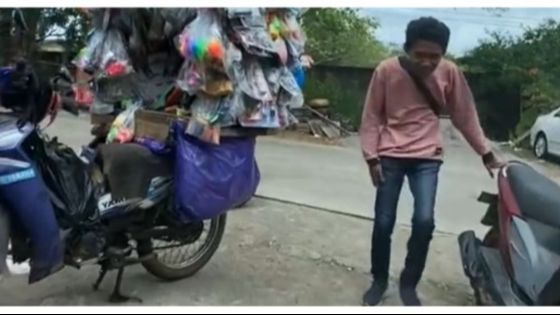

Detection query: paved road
xmin=0 ymin=198 xmax=471 ymax=306
xmin=5 ymin=113 xmax=549 ymax=306
xmin=48 ymin=113 xmax=496 ymax=235
xmin=256 ymin=120 xmax=496 ymax=236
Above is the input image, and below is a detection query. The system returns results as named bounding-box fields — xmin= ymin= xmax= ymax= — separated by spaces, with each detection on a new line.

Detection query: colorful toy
xmin=105 ymin=61 xmax=128 ymax=77
xmin=268 ymin=17 xmax=283 ymax=40
xmin=207 ymin=39 xmax=224 ymax=60
xmin=180 ymin=35 xmax=224 ymax=63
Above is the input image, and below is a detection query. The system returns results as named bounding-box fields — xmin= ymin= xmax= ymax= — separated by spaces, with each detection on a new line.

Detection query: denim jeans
xmin=370 ymin=157 xmax=441 ymax=285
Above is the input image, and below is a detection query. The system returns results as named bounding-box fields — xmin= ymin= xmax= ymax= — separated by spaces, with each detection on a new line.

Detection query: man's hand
xmin=367 ymin=159 xmax=384 ymax=187
xmin=483 ymin=151 xmax=506 ymax=178
xmin=300 ymin=55 xmax=314 ymax=69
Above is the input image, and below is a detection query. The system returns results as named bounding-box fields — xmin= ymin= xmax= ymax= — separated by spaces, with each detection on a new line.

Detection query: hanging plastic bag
xmin=99 ymin=30 xmax=134 ymax=78
xmin=80 ymin=29 xmax=133 ymax=78
xmin=176 ymin=60 xmax=205 ymax=94
xmin=178 ymin=9 xmax=225 ymax=67
xmin=106 ymin=101 xmax=141 ymax=143
xmin=160 ymin=8 xmax=197 ymax=37
xmin=265 ymin=10 xmax=306 ymax=68
xmin=229 ymin=57 xmax=274 ymax=105
xmin=227 ymin=8 xmax=277 ymax=58
xmin=185 ymin=95 xmax=234 ymax=144
xmin=177 ymin=61 xmax=233 ymax=97
xmin=72 ymin=47 xmax=90 ymax=70
xmin=239 ymin=102 xmax=281 ymax=129
xmin=278 ymin=66 xmax=304 ymax=109
xmin=73 ymin=84 xmax=94 ymax=107
xmin=172 ymin=122 xmax=260 ymax=222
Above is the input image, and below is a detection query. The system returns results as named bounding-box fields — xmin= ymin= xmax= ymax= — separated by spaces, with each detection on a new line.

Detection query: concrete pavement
xmin=7 ymin=112 xmax=550 ymax=306
xmin=0 ymin=198 xmax=472 ymax=306
xmin=256 ymin=120 xmax=495 ymax=236
xmin=48 ymin=113 xmax=495 ymax=235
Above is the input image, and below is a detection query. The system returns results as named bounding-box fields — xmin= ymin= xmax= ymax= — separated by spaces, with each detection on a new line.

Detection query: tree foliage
xmin=460 ymin=19 xmax=560 ymax=135
xmin=0 ymin=8 xmax=89 ymax=62
xmin=301 ymin=8 xmax=388 ymax=67
xmin=37 ymin=8 xmax=90 ymax=54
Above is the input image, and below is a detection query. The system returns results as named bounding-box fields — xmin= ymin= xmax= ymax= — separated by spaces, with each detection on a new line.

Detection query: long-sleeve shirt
xmin=359 ymin=57 xmax=490 ymax=161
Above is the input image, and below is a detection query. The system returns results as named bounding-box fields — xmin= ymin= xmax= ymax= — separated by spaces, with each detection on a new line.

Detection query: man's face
xmin=407 ymin=39 xmax=444 ymax=77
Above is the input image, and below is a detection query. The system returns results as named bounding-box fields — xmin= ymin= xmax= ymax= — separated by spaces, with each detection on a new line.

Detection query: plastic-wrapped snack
xmin=283 ymin=14 xmax=306 ymax=60
xmin=277 ymin=66 xmax=304 ymax=109
xmin=176 ymin=60 xmax=205 ymax=94
xmin=230 ymin=57 xmax=274 ymax=105
xmin=277 ymin=101 xmax=292 ymax=128
xmin=176 ymin=61 xmax=234 ymax=97
xmin=239 ymin=102 xmax=281 ymax=129
xmin=222 ymin=40 xmax=243 ymax=80
xmin=79 ymin=30 xmax=105 ymax=71
xmin=283 ymin=11 xmax=306 ymax=43
xmin=265 ymin=9 xmax=306 ymax=67
xmin=262 ymin=63 xmax=282 ymax=96
xmin=72 ymin=47 xmax=89 ymax=70
xmin=106 ymin=101 xmax=141 ymax=143
xmin=178 ymin=9 xmax=225 ymax=68
xmin=99 ymin=30 xmax=134 ymax=78
xmin=185 ymin=118 xmax=221 ymax=145
xmin=191 ymin=96 xmax=231 ymax=125
xmin=219 ymin=93 xmax=240 ymax=127
xmin=81 ymin=29 xmax=134 ymax=78
xmin=227 ymin=8 xmax=278 ymax=58
xmin=274 ymin=38 xmax=289 ymax=66
xmin=186 ymin=96 xmax=238 ymax=144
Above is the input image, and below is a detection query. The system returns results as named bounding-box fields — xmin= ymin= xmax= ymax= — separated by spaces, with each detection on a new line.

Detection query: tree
xmin=36 ymin=8 xmax=90 ymax=57
xmin=460 ymin=19 xmax=560 ymax=137
xmin=0 ymin=8 xmax=89 ymax=62
xmin=301 ymin=8 xmax=388 ymax=67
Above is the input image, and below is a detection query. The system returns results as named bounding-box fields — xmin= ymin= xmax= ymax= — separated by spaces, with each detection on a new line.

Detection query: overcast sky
xmin=362 ymin=8 xmax=560 ymax=56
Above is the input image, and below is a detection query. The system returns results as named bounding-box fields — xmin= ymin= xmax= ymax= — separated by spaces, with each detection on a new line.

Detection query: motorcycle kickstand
xmin=109 ymin=267 xmax=143 ymax=304
xmin=93 ymin=267 xmax=108 ymax=291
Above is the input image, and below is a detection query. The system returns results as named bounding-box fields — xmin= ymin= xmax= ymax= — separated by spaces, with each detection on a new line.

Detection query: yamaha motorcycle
xmin=0 ymin=75 xmax=227 ymax=303
xmin=458 ymin=161 xmax=560 ymax=306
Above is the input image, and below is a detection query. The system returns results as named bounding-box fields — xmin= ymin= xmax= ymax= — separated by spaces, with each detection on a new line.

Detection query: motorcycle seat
xmin=507 ymin=162 xmax=560 ymax=229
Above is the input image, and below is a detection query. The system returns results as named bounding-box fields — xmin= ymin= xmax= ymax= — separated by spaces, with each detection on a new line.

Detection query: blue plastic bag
xmin=173 ymin=122 xmax=260 ymax=221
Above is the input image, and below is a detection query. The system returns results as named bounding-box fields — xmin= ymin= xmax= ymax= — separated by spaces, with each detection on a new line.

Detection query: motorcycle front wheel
xmin=138 ymin=213 xmax=227 ymax=281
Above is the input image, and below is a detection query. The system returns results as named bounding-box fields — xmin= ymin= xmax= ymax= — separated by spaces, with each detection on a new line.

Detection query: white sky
xmin=363 ymin=8 xmax=560 ymax=56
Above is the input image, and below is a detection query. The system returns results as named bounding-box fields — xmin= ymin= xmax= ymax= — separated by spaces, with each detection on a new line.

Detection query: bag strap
xmin=398 ymin=56 xmax=442 ymax=117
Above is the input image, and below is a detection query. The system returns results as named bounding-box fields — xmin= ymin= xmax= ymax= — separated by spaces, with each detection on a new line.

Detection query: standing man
xmin=360 ymin=17 xmax=504 ymax=306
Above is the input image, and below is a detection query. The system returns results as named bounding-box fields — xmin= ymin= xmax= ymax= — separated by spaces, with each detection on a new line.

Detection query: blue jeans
xmin=370 ymin=157 xmax=441 ymax=284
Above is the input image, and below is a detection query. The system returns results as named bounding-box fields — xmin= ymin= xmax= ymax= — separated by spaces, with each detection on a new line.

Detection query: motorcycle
xmin=0 ymin=74 xmax=227 ymax=303
xmin=458 ymin=161 xmax=560 ymax=306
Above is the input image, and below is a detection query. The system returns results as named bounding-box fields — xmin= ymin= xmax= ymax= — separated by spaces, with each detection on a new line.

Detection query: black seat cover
xmin=507 ymin=162 xmax=560 ymax=229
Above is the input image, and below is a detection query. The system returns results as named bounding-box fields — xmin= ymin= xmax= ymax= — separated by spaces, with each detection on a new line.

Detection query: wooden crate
xmin=134 ymin=109 xmax=274 ymax=141
xmin=134 ymin=110 xmax=181 ymax=142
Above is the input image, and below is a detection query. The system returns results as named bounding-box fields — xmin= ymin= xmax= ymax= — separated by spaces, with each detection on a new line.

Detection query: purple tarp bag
xmin=172 ymin=122 xmax=260 ymax=221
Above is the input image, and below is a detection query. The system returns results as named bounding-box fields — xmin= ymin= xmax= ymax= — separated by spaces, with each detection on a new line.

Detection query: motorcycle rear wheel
xmin=138 ymin=213 xmax=227 ymax=281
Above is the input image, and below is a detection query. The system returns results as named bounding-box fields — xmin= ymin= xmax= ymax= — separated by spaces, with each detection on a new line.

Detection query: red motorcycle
xmin=459 ymin=161 xmax=560 ymax=305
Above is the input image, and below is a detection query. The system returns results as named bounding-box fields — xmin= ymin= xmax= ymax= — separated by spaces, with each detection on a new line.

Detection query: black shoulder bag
xmin=398 ymin=56 xmax=443 ymax=117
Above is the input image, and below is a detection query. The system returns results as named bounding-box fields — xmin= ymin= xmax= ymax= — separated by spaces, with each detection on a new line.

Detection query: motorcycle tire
xmin=138 ymin=213 xmax=227 ymax=281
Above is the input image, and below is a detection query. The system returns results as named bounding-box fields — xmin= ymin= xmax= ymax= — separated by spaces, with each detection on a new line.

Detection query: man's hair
xmin=404 ymin=17 xmax=450 ymax=54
